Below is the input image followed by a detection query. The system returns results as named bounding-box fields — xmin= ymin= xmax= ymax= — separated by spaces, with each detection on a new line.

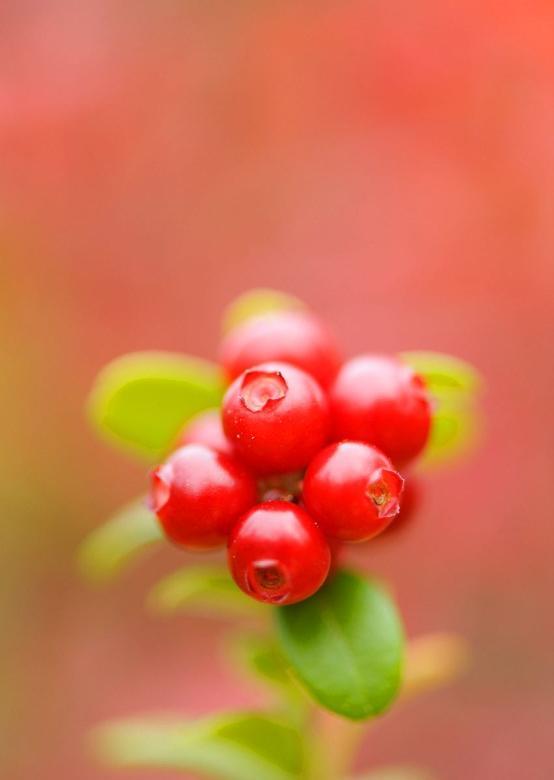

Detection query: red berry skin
xmin=302 ymin=441 xmax=405 ymax=542
xmin=222 ymin=362 xmax=330 ymax=475
xmin=177 ymin=409 xmax=234 ymax=457
xmin=228 ymin=501 xmax=331 ymax=605
xmin=329 ymin=355 xmax=431 ymax=465
xmin=150 ymin=444 xmax=257 ymax=550
xmin=219 ymin=310 xmax=341 ymax=389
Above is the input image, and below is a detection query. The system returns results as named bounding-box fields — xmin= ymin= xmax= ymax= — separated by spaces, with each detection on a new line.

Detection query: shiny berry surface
xmin=329 ymin=354 xmax=432 ymax=465
xmin=302 ymin=441 xmax=405 ymax=542
xmin=150 ymin=444 xmax=257 ymax=550
xmin=222 ymin=361 xmax=330 ymax=475
xmin=178 ymin=409 xmax=234 ymax=457
xmin=228 ymin=501 xmax=331 ymax=605
xmin=219 ymin=310 xmax=341 ymax=388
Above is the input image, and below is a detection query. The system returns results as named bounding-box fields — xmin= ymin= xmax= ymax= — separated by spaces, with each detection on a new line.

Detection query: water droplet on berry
xmin=366 ymin=468 xmax=404 ymax=518
xmin=239 ymin=370 xmax=288 ymax=412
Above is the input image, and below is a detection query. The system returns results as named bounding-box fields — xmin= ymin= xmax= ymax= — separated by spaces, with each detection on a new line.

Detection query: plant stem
xmin=306 ymin=708 xmax=366 ymax=780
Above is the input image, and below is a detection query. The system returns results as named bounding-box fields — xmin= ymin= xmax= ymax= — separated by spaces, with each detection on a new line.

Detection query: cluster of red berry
xmin=149 ymin=308 xmax=432 ymax=605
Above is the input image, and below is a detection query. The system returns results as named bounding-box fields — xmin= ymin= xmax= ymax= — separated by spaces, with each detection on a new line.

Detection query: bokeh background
xmin=1 ymin=1 xmax=553 ymax=778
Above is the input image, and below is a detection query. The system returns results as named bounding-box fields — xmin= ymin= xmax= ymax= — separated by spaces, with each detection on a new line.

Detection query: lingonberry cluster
xmin=149 ymin=307 xmax=432 ymax=606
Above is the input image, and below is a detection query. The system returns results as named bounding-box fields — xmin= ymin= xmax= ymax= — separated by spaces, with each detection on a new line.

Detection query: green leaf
xmin=421 ymin=402 xmax=480 ymax=467
xmin=88 ymin=351 xmax=224 ymax=460
xmin=400 ymin=351 xmax=482 ymax=468
xmin=94 ymin=712 xmax=306 ymax=780
xmin=233 ymin=634 xmax=292 ymax=687
xmin=222 ymin=289 xmax=305 ymax=333
xmin=275 ymin=570 xmax=404 ymax=720
xmin=148 ymin=565 xmax=261 ymax=618
xmin=400 ymin=351 xmax=482 ymax=401
xmin=78 ymin=497 xmax=161 ymax=583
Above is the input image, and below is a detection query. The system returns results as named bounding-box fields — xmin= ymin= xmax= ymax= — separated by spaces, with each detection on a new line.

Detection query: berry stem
xmin=305 ymin=706 xmax=366 ymax=780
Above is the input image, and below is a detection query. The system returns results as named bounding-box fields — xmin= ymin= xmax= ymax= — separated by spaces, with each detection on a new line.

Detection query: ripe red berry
xmin=329 ymin=355 xmax=431 ymax=465
xmin=219 ymin=310 xmax=341 ymax=389
xmin=150 ymin=444 xmax=257 ymax=550
xmin=228 ymin=501 xmax=331 ymax=605
xmin=302 ymin=441 xmax=405 ymax=542
xmin=222 ymin=362 xmax=330 ymax=475
xmin=177 ymin=409 xmax=234 ymax=457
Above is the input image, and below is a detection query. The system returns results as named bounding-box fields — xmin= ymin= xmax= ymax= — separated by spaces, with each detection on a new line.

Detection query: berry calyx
xmin=375 ymin=476 xmax=422 ymax=541
xmin=222 ymin=362 xmax=330 ymax=475
xmin=367 ymin=468 xmax=405 ymax=518
xmin=177 ymin=409 xmax=234 ymax=457
xmin=228 ymin=501 xmax=331 ymax=605
xmin=150 ymin=444 xmax=257 ymax=550
xmin=219 ymin=310 xmax=341 ymax=389
xmin=240 ymin=369 xmax=287 ymax=412
xmin=329 ymin=354 xmax=432 ymax=465
xmin=302 ymin=441 xmax=405 ymax=542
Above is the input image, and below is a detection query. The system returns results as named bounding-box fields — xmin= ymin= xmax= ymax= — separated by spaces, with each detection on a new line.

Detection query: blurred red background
xmin=1 ymin=1 xmax=553 ymax=778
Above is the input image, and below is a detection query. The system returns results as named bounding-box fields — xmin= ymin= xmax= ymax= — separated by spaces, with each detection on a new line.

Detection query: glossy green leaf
xmin=400 ymin=351 xmax=482 ymax=401
xmin=78 ymin=498 xmax=161 ymax=583
xmin=94 ymin=712 xmax=306 ymax=780
xmin=148 ymin=565 xmax=261 ymax=618
xmin=275 ymin=570 xmax=404 ymax=720
xmin=88 ymin=351 xmax=224 ymax=460
xmin=222 ymin=289 xmax=305 ymax=333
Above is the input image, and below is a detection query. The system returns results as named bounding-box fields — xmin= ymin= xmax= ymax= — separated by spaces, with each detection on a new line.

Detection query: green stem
xmin=306 ymin=708 xmax=366 ymax=780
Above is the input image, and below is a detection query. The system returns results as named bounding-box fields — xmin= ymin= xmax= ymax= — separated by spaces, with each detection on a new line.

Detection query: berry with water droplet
xmin=150 ymin=444 xmax=257 ymax=550
xmin=302 ymin=441 xmax=404 ymax=542
xmin=222 ymin=362 xmax=330 ymax=475
xmin=219 ymin=310 xmax=341 ymax=388
xmin=329 ymin=354 xmax=431 ymax=465
xmin=228 ymin=501 xmax=331 ymax=605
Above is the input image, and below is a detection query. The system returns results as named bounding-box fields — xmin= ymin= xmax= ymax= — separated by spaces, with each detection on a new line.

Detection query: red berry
xmin=219 ymin=310 xmax=341 ymax=389
xmin=302 ymin=441 xmax=405 ymax=542
xmin=150 ymin=444 xmax=257 ymax=550
xmin=177 ymin=409 xmax=234 ymax=457
xmin=222 ymin=362 xmax=330 ymax=475
xmin=329 ymin=355 xmax=431 ymax=465
xmin=228 ymin=501 xmax=331 ymax=605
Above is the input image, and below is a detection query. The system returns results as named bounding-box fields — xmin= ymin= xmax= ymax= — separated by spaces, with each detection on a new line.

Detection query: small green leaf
xmin=222 ymin=289 xmax=305 ymax=333
xmin=421 ymin=402 xmax=481 ymax=467
xmin=400 ymin=351 xmax=482 ymax=468
xmin=94 ymin=712 xmax=306 ymax=780
xmin=88 ymin=351 xmax=224 ymax=460
xmin=275 ymin=570 xmax=404 ymax=720
xmin=232 ymin=634 xmax=293 ymax=688
xmin=148 ymin=565 xmax=260 ymax=618
xmin=78 ymin=498 xmax=161 ymax=583
xmin=400 ymin=351 xmax=482 ymax=401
